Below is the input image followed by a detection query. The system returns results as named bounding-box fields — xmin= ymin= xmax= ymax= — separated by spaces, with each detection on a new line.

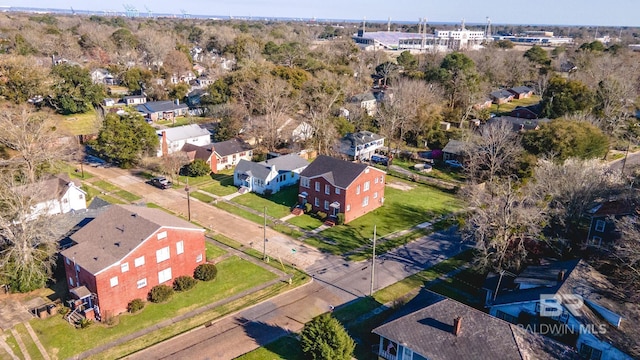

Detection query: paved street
xmin=83 ymin=166 xmax=466 ymax=359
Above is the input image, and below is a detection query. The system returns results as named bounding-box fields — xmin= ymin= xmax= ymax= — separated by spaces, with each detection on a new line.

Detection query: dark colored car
xmin=147 ymin=177 xmax=172 ymax=189
xmin=370 ymin=154 xmax=388 ymax=166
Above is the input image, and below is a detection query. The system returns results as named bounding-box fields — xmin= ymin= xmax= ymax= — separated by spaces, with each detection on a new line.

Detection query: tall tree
xmin=0 ymin=172 xmax=58 ymax=292
xmin=304 ymin=71 xmax=344 ymax=155
xmin=0 ymin=55 xmax=48 ymax=104
xmin=48 ymin=63 xmax=105 ymax=115
xmin=138 ymin=29 xmax=175 ymax=74
xmin=522 ymin=119 xmax=609 ymax=161
xmin=0 ymin=105 xmax=72 ymax=182
xmin=540 ymin=76 xmax=594 ymax=119
xmin=300 ymin=314 xmax=355 ymax=360
xmin=93 ymin=109 xmax=159 ymax=168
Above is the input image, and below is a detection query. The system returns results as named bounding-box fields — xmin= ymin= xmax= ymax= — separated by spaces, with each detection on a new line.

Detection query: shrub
xmin=317 ymin=211 xmax=327 ymax=221
xmin=263 ymin=189 xmax=273 ymax=197
xmin=78 ymin=318 xmax=93 ymax=329
xmin=194 ymin=263 xmax=218 ymax=281
xmin=173 ymin=275 xmax=197 ymax=291
xmin=185 ymin=159 xmax=211 ymax=177
xmin=336 ymin=213 xmax=345 ymax=225
xmin=58 ymin=306 xmax=70 ymax=316
xmin=304 ymin=203 xmax=312 ymax=213
xmin=127 ymin=298 xmax=145 ymax=313
xmin=148 ymin=284 xmax=174 ymax=303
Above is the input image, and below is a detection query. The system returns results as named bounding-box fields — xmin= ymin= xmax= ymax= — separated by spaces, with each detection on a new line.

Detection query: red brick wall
xmin=63 ymin=227 xmax=205 ymax=316
xmin=301 ymin=166 xmax=385 ymax=224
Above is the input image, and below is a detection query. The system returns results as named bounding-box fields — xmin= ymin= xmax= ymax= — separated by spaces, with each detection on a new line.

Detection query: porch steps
xmin=66 ymin=309 xmax=84 ymax=325
xmin=323 ymin=219 xmax=336 ymax=227
xmin=291 ymin=208 xmax=304 ymax=216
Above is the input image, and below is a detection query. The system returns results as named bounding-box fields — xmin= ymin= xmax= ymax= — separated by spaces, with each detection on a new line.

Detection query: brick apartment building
xmin=298 ymin=155 xmax=386 ymax=224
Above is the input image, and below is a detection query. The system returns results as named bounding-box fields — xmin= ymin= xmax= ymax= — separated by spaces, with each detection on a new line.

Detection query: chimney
xmin=557 ymin=270 xmax=565 ymax=281
xmin=453 ymin=317 xmax=462 ymax=336
xmin=161 ymin=130 xmax=168 ymax=157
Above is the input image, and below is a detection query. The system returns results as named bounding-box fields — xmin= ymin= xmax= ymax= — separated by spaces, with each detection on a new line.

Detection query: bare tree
xmin=464 ymin=119 xmax=523 ymax=184
xmin=0 ymin=105 xmax=73 ymax=183
xmin=0 ymin=173 xmax=58 ymax=292
xmin=304 ymin=71 xmax=345 ymax=155
xmin=463 ymin=178 xmax=548 ymax=271
xmin=161 ymin=152 xmax=190 ymax=185
xmin=138 ymin=29 xmax=175 ymax=74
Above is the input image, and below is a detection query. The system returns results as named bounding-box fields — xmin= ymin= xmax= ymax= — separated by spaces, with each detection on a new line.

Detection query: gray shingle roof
xmin=373 ymin=291 xmax=579 ymax=360
xmin=300 ymin=155 xmax=379 ymax=189
xmin=442 ymin=139 xmax=467 ymax=155
xmin=488 ymin=116 xmax=549 ymax=131
xmin=156 ymin=124 xmax=211 ymax=142
xmin=350 ymin=92 xmax=376 ymax=103
xmin=182 ymin=143 xmax=214 ymax=161
xmin=14 ymin=174 xmax=84 ymax=203
xmin=61 ymin=205 xmax=203 ymax=275
xmin=260 ymin=154 xmax=309 ymax=172
xmin=212 ymin=138 xmax=252 ymax=157
xmin=490 ymin=89 xmax=513 ymax=99
xmin=235 ymin=159 xmax=272 ymax=181
xmin=341 ymin=131 xmax=384 ymax=147
xmin=136 ymin=100 xmax=188 ymax=114
xmin=509 ymin=86 xmax=533 ymax=94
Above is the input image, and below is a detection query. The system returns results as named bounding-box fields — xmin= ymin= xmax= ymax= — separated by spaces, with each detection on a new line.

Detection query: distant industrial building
xmin=492 ymin=30 xmax=573 ymax=46
xmin=352 ymin=19 xmax=487 ymax=52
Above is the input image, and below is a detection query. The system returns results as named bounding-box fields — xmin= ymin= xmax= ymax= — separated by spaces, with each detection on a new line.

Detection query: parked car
xmin=147 ymin=177 xmax=172 ymax=189
xmin=444 ymin=159 xmax=463 ymax=168
xmin=370 ymin=154 xmax=388 ymax=166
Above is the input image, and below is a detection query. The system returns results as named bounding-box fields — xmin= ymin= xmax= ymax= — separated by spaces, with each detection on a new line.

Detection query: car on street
xmin=147 ymin=177 xmax=172 ymax=189
xmin=444 ymin=159 xmax=463 ymax=168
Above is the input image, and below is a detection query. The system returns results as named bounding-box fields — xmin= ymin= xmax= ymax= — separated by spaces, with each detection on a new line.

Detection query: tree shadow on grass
xmin=238 ymin=316 xmax=296 ymax=349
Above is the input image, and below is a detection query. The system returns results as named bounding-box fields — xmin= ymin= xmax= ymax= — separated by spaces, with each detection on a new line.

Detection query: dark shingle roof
xmin=442 ymin=140 xmax=467 ymax=155
xmin=212 ymin=138 xmax=252 ymax=157
xmin=61 ymin=204 xmax=203 ymax=275
xmin=490 ymin=89 xmax=513 ymax=99
xmin=350 ymin=92 xmax=376 ymax=103
xmin=509 ymin=86 xmax=533 ymax=94
xmin=182 ymin=143 xmax=213 ymax=162
xmin=14 ymin=174 xmax=84 ymax=203
xmin=136 ymin=100 xmax=188 ymax=114
xmin=300 ymin=155 xmax=380 ymax=189
xmin=488 ymin=116 xmax=550 ymax=131
xmin=373 ymin=291 xmax=579 ymax=360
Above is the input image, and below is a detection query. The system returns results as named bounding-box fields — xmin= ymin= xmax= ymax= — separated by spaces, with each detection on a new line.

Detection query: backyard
xmin=231 ymin=185 xmax=299 ymax=219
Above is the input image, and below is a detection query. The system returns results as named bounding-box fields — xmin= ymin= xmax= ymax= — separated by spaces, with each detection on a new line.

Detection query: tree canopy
xmin=93 ymin=110 xmax=159 ymax=168
xmin=300 ymin=314 xmax=355 ymax=360
xmin=522 ymin=119 xmax=609 ymax=161
xmin=540 ymin=76 xmax=595 ymax=119
xmin=48 ymin=63 xmax=105 ymax=114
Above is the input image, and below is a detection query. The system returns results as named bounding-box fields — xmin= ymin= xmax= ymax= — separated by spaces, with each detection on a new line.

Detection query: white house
xmin=157 ymin=124 xmax=211 ymax=157
xmin=349 ymin=92 xmax=377 ymax=116
xmin=485 ymin=259 xmax=638 ymax=360
xmin=339 ymin=131 xmax=385 ymax=161
xmin=234 ymin=154 xmax=308 ymax=195
xmin=290 ymin=121 xmax=314 ymax=143
xmin=16 ymin=174 xmax=87 ymax=220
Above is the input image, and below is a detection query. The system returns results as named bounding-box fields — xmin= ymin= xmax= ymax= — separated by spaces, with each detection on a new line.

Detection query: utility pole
xmin=263 ymin=206 xmax=268 ymax=262
xmin=370 ymin=225 xmax=377 ymax=296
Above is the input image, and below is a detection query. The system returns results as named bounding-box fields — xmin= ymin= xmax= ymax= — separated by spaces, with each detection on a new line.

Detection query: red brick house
xmin=298 ymin=155 xmax=386 ymax=224
xmin=60 ymin=205 xmax=205 ymax=318
xmin=182 ymin=138 xmax=253 ymax=174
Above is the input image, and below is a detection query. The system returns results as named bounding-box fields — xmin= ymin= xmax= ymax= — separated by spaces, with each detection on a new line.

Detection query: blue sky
xmin=5 ymin=0 xmax=640 ymax=26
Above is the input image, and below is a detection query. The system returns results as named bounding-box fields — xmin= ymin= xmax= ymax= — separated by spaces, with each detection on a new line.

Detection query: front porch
xmin=65 ymin=286 xmax=100 ymax=325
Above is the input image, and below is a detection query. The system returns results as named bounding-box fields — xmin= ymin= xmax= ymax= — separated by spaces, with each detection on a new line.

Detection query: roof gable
xmin=157 ymin=124 xmax=211 ymax=142
xmin=61 ymin=205 xmax=203 ymax=274
xmin=300 ymin=155 xmax=382 ymax=189
xmin=259 ymin=154 xmax=309 ymax=172
xmin=212 ymin=138 xmax=252 ymax=157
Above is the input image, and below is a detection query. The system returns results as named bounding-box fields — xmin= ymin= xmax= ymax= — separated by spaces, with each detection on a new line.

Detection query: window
xmin=380 ymin=175 xmax=384 ymax=183
xmin=69 ymin=277 xmax=74 ymax=287
xmin=374 ymin=177 xmax=379 ymax=184
xmin=324 ymin=200 xmax=329 ymax=210
xmin=346 ymin=204 xmax=351 ymax=212
xmin=63 ymin=198 xmax=68 ymax=203
xmin=590 ymin=236 xmax=603 ymax=247
xmin=335 ymin=188 xmax=340 ymax=195
xmin=196 ymin=253 xmax=203 ymax=263
xmin=314 ymin=197 xmax=319 ymax=207
xmin=325 ymin=184 xmax=330 ymax=195
xmin=156 ymin=246 xmax=170 ymax=263
xmin=362 ymin=196 xmax=369 ymax=207
xmin=364 ymin=181 xmax=370 ymax=191
xmin=374 ymin=192 xmax=378 ymax=199
xmin=110 ymin=276 xmax=118 ymax=287
xmin=176 ymin=241 xmax=184 ymax=255
xmin=79 ymin=194 xmax=84 ymax=199
xmin=157 ymin=231 xmax=167 ymax=240
xmin=120 ymin=262 xmax=129 ymax=273
xmin=315 ymin=181 xmax=320 ymax=191
xmin=579 ymin=344 xmax=602 ymax=360
xmin=158 ymin=268 xmax=172 ymax=284
xmin=356 ymin=185 xmax=361 ymax=195
xmin=65 ymin=257 xmax=70 ymax=265
xmin=134 ymin=256 xmax=145 ymax=267
xmin=595 ymin=220 xmax=606 ymax=233
xmin=137 ymin=278 xmax=147 ymax=289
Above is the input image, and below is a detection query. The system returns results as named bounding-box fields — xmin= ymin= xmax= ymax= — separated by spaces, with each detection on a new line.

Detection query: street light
xmin=185 ymin=182 xmax=191 ymax=221
xmin=370 ymin=225 xmax=377 ymax=296
xmin=263 ymin=206 xmax=268 ymax=262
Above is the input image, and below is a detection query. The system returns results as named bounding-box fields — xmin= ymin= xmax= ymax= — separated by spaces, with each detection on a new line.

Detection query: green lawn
xmin=3 ymin=332 xmax=24 ymax=359
xmin=489 ymin=95 xmax=541 ymax=115
xmin=191 ymin=191 xmax=215 ymax=203
xmin=318 ymin=180 xmax=463 ymax=254
xmin=82 ymin=185 xmax=102 ymax=202
xmin=57 ymin=109 xmax=101 ymax=136
xmin=272 ymin=223 xmax=303 ymax=238
xmin=205 ymin=241 xmax=227 ymax=260
xmin=92 ymin=180 xmax=119 ymax=192
xmin=287 ymin=214 xmax=323 ymax=230
xmin=115 ymin=190 xmax=141 ymax=202
xmin=14 ymin=323 xmax=44 ymax=360
xmin=31 ymin=256 xmax=277 ymax=359
xmin=231 ymin=186 xmax=298 ymax=219
xmin=236 ymin=335 xmax=305 ymax=360
xmin=98 ymin=195 xmax=126 ymax=204
xmin=200 ymin=173 xmax=237 ymax=196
